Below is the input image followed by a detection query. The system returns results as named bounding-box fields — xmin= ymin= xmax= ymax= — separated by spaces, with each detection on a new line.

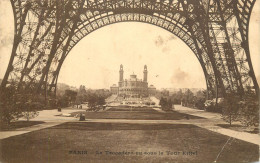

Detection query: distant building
xmin=110 ymin=65 xmax=156 ymax=98
xmin=110 ymin=84 xmax=118 ymax=95
xmin=148 ymin=85 xmax=156 ymax=95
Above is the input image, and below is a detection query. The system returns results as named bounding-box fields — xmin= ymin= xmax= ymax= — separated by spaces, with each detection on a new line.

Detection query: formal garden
xmin=0 ymin=85 xmax=259 ymax=163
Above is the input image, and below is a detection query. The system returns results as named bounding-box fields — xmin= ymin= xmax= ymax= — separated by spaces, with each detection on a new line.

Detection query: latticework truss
xmin=1 ymin=0 xmax=258 ymax=99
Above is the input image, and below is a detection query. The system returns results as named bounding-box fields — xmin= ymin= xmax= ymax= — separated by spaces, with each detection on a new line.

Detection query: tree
xmin=86 ymin=94 xmax=97 ymax=109
xmin=170 ymin=89 xmax=183 ymax=104
xmin=183 ymin=89 xmax=194 ymax=107
xmin=221 ymin=94 xmax=240 ymax=126
xmin=167 ymin=98 xmax=173 ymax=109
xmin=194 ymin=90 xmax=207 ymax=109
xmin=19 ymin=95 xmax=43 ymax=121
xmin=159 ymin=97 xmax=172 ymax=111
xmin=238 ymin=92 xmax=259 ymax=127
xmin=76 ymin=85 xmax=87 ymax=105
xmin=0 ymin=86 xmax=23 ymax=125
xmin=86 ymin=94 xmax=106 ymax=111
xmin=97 ymin=96 xmax=106 ymax=106
xmin=78 ymin=85 xmax=87 ymax=94
xmin=0 ymin=85 xmax=43 ymax=125
xmin=159 ymin=97 xmax=166 ymax=108
xmin=64 ymin=90 xmax=77 ymax=106
xmin=161 ymin=90 xmax=170 ymax=97
xmin=58 ymin=95 xmax=69 ymax=107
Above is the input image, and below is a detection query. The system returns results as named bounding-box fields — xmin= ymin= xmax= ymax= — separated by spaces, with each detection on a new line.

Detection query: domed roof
xmin=130 ymin=74 xmax=137 ymax=79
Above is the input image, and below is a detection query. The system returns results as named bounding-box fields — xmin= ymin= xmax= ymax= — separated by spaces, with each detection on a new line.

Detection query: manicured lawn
xmin=107 ymin=106 xmax=159 ymax=112
xmin=0 ymin=122 xmax=258 ymax=163
xmin=0 ymin=121 xmax=45 ymax=131
xmin=71 ymin=107 xmax=204 ymax=120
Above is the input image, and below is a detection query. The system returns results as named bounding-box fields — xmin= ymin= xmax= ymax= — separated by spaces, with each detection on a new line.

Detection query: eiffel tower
xmin=0 ymin=0 xmax=258 ymax=100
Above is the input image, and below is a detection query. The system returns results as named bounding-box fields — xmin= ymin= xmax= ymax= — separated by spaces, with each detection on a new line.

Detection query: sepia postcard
xmin=0 ymin=0 xmax=259 ymax=162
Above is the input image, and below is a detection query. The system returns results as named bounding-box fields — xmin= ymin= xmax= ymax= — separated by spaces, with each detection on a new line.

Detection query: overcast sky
xmin=0 ymin=0 xmax=259 ymax=89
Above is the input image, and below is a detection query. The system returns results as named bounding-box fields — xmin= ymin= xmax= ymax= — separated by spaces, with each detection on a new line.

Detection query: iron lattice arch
xmin=1 ymin=0 xmax=259 ymax=99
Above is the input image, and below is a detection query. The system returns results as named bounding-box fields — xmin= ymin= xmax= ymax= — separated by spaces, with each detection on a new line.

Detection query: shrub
xmin=159 ymin=97 xmax=173 ymax=111
xmin=21 ymin=101 xmax=43 ymax=121
xmin=238 ymin=95 xmax=259 ymax=127
xmin=0 ymin=85 xmax=44 ymax=124
xmin=221 ymin=94 xmax=240 ymax=126
xmin=0 ymin=86 xmax=23 ymax=125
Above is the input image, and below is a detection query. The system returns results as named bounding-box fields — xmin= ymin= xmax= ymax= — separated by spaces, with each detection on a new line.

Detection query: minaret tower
xmin=143 ymin=65 xmax=148 ymax=82
xmin=119 ymin=64 xmax=124 ymax=87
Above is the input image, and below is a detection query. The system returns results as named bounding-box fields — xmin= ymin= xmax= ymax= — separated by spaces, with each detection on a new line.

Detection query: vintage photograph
xmin=0 ymin=0 xmax=259 ymax=162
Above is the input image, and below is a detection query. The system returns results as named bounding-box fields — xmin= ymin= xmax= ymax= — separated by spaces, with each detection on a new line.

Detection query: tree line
xmin=156 ymin=89 xmax=207 ymax=110
xmin=57 ymin=85 xmax=110 ymax=111
xmin=156 ymin=88 xmax=259 ymax=127
xmin=0 ymin=84 xmax=111 ymax=126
